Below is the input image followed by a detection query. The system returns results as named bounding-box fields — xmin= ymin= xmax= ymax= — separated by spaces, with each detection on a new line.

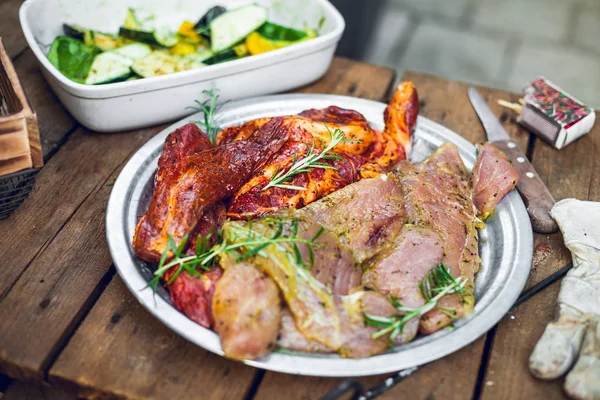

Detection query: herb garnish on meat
xmin=191 ymin=86 xmax=221 ymax=144
xmin=149 ymin=218 xmax=325 ymax=291
xmin=364 ymin=264 xmax=471 ymax=341
xmin=262 ymin=124 xmax=361 ymax=191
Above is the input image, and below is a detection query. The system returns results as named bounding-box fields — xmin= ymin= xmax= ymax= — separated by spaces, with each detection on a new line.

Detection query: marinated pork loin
xmin=471 ymin=143 xmax=520 ymax=220
xmin=363 ymin=226 xmax=444 ymax=342
xmin=212 ymin=262 xmax=281 ymax=360
xmin=296 ymin=173 xmax=406 ymax=263
xmin=396 ymin=143 xmax=480 ymax=333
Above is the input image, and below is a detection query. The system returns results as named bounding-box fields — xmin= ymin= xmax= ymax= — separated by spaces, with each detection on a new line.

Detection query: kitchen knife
xmin=468 ymin=87 xmax=558 ymax=234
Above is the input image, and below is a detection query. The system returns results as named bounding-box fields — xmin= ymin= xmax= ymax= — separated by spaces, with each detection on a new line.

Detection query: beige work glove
xmin=529 ymin=199 xmax=600 ymax=400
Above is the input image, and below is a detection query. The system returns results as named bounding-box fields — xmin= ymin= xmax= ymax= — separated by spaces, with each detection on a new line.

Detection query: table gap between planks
xmin=1 ymin=2 xmax=597 ymax=398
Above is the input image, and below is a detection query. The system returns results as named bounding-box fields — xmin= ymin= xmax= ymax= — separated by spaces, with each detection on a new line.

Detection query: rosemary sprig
xmin=364 ymin=264 xmax=472 ymax=341
xmin=189 ymin=86 xmax=221 ymax=144
xmin=148 ymin=219 xmax=325 ymax=291
xmin=148 ymin=232 xmax=215 ymax=291
xmin=262 ymin=124 xmax=360 ymax=191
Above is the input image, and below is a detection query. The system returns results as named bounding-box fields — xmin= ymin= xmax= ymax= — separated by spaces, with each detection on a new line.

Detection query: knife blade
xmin=468 ymin=87 xmax=558 ymax=234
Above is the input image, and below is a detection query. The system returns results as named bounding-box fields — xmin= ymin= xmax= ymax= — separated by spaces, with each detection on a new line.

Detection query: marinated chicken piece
xmin=221 ymin=219 xmax=342 ymax=350
xmin=213 ymin=262 xmax=281 ymax=360
xmin=471 ymin=143 xmax=520 ymax=220
xmin=220 ymin=82 xmax=418 ymax=219
xmin=276 ymin=214 xmax=362 ymax=296
xmin=165 ymin=267 xmax=223 ymax=329
xmin=384 ymin=81 xmax=418 ymax=157
xmin=296 ymin=173 xmax=406 ymax=263
xmin=362 ymin=226 xmax=444 ymax=342
xmin=277 ymin=308 xmax=333 ymax=353
xmin=396 ymin=143 xmax=479 ymax=333
xmin=227 ymin=140 xmax=370 ymax=219
xmin=133 ymin=117 xmax=290 ymax=262
xmin=277 ymin=291 xmax=414 ymax=357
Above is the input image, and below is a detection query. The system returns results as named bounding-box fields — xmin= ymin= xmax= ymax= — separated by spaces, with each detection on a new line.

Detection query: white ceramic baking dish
xmin=19 ymin=0 xmax=344 ymax=132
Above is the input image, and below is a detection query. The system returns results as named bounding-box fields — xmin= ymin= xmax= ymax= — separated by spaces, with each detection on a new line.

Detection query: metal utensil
xmin=468 ymin=87 xmax=558 ymax=234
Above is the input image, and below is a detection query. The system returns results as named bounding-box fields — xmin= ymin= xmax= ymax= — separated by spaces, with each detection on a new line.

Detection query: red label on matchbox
xmin=519 ymin=77 xmax=595 ymax=149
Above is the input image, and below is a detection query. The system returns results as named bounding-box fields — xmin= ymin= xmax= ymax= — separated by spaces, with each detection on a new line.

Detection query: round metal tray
xmin=106 ymin=94 xmax=533 ymax=377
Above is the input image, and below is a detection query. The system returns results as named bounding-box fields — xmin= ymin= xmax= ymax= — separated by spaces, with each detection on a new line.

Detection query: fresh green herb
xmin=364 ymin=264 xmax=471 ymax=341
xmin=263 ymin=124 xmax=360 ymax=191
xmin=149 ymin=218 xmax=325 ymax=291
xmin=190 ymin=86 xmax=221 ymax=144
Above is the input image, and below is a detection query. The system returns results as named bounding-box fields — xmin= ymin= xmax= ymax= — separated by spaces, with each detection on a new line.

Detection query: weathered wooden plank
xmin=295 ymin=57 xmax=396 ymax=101
xmin=45 ymin=59 xmax=395 ymax=399
xmin=13 ymin=50 xmax=77 ymax=160
xmin=481 ymin=115 xmax=600 ymax=400
xmin=50 ymin=278 xmax=257 ymax=400
xmin=256 ymin=337 xmax=487 ymax=400
xmin=0 ymin=0 xmax=27 ymax=59
xmin=0 ymin=124 xmax=165 ymax=381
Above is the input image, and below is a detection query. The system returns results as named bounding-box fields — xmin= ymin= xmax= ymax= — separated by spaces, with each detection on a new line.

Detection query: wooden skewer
xmin=497 ymin=99 xmax=523 ymax=115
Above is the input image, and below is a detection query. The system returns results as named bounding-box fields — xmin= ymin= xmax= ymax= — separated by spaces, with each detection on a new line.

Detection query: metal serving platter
xmin=106 ymin=94 xmax=533 ymax=377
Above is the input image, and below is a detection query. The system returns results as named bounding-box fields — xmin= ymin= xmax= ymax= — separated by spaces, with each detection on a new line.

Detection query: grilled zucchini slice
xmin=112 ymin=43 xmax=152 ymax=60
xmin=85 ymin=52 xmax=132 ymax=84
xmin=131 ymin=51 xmax=179 ymax=77
xmin=209 ymin=5 xmax=267 ymax=52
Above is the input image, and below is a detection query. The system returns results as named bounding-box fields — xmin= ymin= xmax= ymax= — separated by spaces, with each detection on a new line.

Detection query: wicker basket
xmin=0 ymin=38 xmax=42 ymax=219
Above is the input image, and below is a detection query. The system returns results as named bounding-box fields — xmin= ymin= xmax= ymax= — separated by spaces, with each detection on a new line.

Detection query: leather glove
xmin=529 ymin=199 xmax=600 ymax=400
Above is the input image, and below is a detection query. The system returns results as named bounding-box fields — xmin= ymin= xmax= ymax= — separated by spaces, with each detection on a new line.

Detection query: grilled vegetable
xmin=124 ymin=8 xmax=154 ymax=31
xmin=88 ymin=32 xmax=123 ymax=50
xmin=176 ymin=53 xmax=207 ymax=71
xmin=118 ymin=27 xmax=176 ymax=48
xmin=111 ymin=42 xmax=152 ymax=60
xmin=194 ymin=5 xmax=227 ymax=37
xmin=131 ymin=51 xmax=179 ymax=77
xmin=202 ymin=48 xmax=239 ymax=65
xmin=119 ymin=8 xmax=177 ymax=47
xmin=62 ymin=24 xmax=88 ymax=41
xmin=47 ymin=36 xmax=100 ymax=83
xmin=209 ymin=5 xmax=268 ymax=52
xmin=85 ymin=52 xmax=132 ymax=84
xmin=154 ymin=25 xmax=178 ymax=47
xmin=49 ymin=4 xmax=317 ymax=84
xmin=257 ymin=22 xmax=307 ymax=41
xmin=63 ymin=24 xmax=123 ymax=51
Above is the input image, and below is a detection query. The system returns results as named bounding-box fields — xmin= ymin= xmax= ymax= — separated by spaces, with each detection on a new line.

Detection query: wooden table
xmin=1 ymin=3 xmax=598 ymax=399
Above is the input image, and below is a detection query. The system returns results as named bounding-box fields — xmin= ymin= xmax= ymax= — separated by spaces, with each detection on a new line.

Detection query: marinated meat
xmin=471 ymin=143 xmax=520 ymax=220
xmin=155 ymin=123 xmax=212 ymax=187
xmin=221 ymin=82 xmax=418 ymax=219
xmin=296 ymin=173 xmax=406 ymax=263
xmin=212 ymin=262 xmax=281 ymax=360
xmin=363 ymin=226 xmax=444 ymax=342
xmin=227 ymin=140 xmax=370 ymax=219
xmin=396 ymin=143 xmax=479 ymax=333
xmin=220 ymin=219 xmax=343 ymax=350
xmin=277 ymin=308 xmax=333 ymax=353
xmin=165 ymin=267 xmax=223 ymax=329
xmin=133 ymin=117 xmax=290 ymax=262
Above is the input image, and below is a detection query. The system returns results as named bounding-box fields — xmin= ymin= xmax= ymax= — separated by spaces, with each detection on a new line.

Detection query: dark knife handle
xmin=494 ymin=140 xmax=558 ymax=234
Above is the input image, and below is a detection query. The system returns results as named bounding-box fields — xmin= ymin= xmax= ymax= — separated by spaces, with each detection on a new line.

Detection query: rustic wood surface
xmin=0 ymin=3 xmax=595 ymax=398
